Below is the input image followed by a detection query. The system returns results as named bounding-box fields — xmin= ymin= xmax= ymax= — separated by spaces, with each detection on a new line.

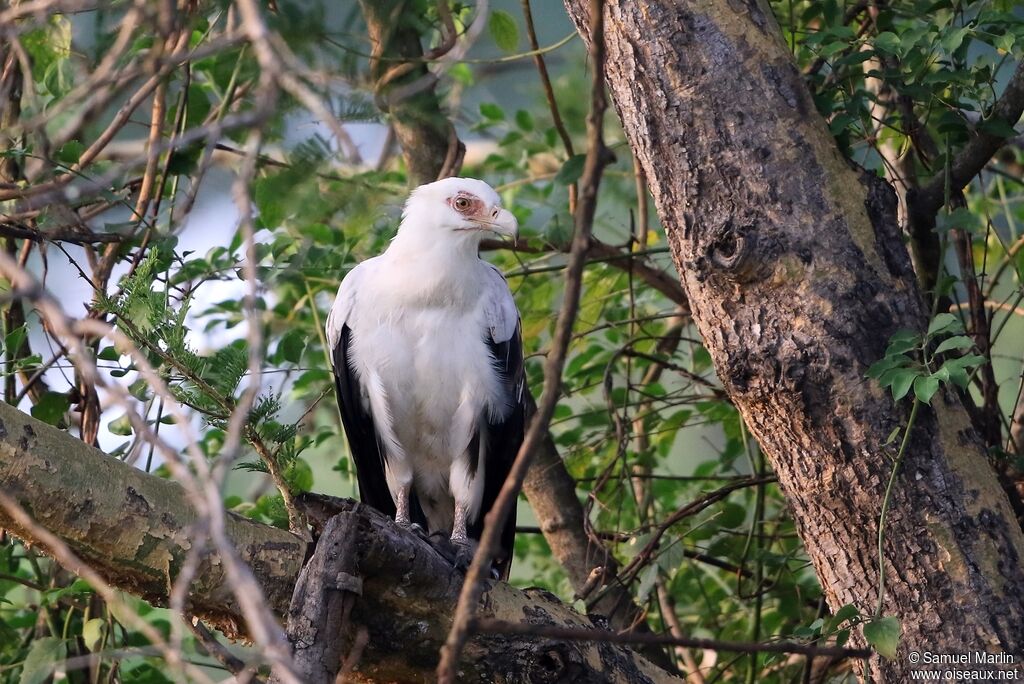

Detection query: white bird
xmin=326 ymin=177 xmax=524 ymax=579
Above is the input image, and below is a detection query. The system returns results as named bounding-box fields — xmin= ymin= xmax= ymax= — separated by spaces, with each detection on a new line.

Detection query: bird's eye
xmin=454 ymin=196 xmax=471 ymax=211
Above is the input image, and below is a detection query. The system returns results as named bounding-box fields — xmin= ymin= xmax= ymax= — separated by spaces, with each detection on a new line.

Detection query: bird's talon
xmin=450 ymin=537 xmax=478 ymax=572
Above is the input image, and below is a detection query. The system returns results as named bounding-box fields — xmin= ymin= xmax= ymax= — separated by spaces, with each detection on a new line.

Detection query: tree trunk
xmin=563 ymin=1 xmax=1024 ymax=679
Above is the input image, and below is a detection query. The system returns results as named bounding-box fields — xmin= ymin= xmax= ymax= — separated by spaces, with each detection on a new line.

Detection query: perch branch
xmin=0 ymin=403 xmax=682 ymax=682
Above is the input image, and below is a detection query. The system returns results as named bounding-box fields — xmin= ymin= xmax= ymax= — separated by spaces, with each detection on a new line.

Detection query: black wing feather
xmin=468 ymin=322 xmax=526 ymax=581
xmin=332 ymin=324 xmax=427 ymax=526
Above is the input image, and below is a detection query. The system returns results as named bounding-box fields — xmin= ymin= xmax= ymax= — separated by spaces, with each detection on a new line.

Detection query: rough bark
xmin=563 ymin=1 xmax=1024 ymax=680
xmin=277 ymin=500 xmax=680 ymax=683
xmin=0 ymin=400 xmax=306 ymax=639
xmin=269 ymin=511 xmax=362 ymax=684
xmin=0 ymin=401 xmax=678 ymax=682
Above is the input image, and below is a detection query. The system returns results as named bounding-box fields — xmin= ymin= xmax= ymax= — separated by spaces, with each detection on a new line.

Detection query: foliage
xmin=0 ymin=0 xmax=1022 ymax=681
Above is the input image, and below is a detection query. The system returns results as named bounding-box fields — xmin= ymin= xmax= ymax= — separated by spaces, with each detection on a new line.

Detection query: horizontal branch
xmin=0 ymin=400 xmax=305 ymax=639
xmin=588 ymin=237 xmax=689 ymax=309
xmin=474 ymin=620 xmax=871 ymax=659
xmin=0 ymin=220 xmax=127 ymax=244
xmin=0 ymin=402 xmax=682 ymax=681
xmin=481 ymin=236 xmax=690 ymax=309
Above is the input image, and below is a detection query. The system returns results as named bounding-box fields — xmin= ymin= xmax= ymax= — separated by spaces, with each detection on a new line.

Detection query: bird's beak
xmin=475 ymin=207 xmax=518 ymax=238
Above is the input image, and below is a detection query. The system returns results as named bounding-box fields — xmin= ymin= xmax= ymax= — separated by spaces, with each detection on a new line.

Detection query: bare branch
xmin=437 ymin=0 xmax=613 ymax=678
xmin=0 ymin=221 xmax=126 ymax=244
xmin=473 ymin=620 xmax=872 ymax=660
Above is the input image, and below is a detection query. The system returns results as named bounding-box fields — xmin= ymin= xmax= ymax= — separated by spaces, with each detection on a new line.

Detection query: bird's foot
xmin=449 ymin=536 xmax=478 ymax=573
xmin=426 ymin=534 xmax=476 ymax=572
xmin=427 ymin=536 xmax=502 ymax=578
xmin=394 ymin=516 xmax=430 ymax=540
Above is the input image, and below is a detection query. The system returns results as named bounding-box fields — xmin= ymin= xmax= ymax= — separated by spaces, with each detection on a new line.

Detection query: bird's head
xmin=399 ymin=177 xmax=518 ymax=243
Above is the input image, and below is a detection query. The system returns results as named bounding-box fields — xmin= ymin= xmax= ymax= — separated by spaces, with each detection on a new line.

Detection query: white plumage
xmin=326 ymin=178 xmax=524 ymax=574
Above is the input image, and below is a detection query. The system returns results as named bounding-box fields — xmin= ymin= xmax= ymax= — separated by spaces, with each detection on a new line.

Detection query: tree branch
xmin=912 ymin=60 xmax=1024 ymax=221
xmin=0 ymin=401 xmax=681 ymax=681
xmin=474 ymin=620 xmax=871 ymax=660
xmin=358 ymin=0 xmax=463 ymax=184
xmin=0 ymin=399 xmax=305 ymax=639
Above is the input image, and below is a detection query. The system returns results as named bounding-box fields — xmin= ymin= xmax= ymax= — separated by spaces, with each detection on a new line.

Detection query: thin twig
xmin=521 ymin=0 xmax=577 ymax=212
xmin=436 ymin=1 xmax=610 ymax=680
xmin=619 ymin=476 xmax=777 ymax=582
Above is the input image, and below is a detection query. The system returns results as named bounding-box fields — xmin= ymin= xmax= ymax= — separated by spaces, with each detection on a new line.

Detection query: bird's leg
xmin=451 ymin=501 xmax=469 ymax=544
xmin=447 ymin=500 xmax=479 ymax=572
xmin=394 ymin=483 xmax=412 ymax=528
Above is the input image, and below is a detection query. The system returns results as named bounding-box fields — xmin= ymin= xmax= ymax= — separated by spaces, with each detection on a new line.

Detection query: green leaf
xmin=5 ymin=325 xmax=27 ymax=355
xmin=875 ymin=365 xmax=907 ymax=389
xmin=18 ymin=637 xmax=66 ymax=684
xmin=279 ymin=329 xmax=306 ymax=364
xmin=890 ymin=369 xmax=918 ymax=401
xmin=884 ymin=329 xmax=920 ymax=355
xmin=82 ymin=617 xmax=105 ymax=651
xmin=479 ymin=102 xmax=505 ymax=121
xmin=933 ymin=335 xmax=973 ymax=354
xmin=488 ymin=10 xmax=519 ymax=52
xmin=913 ymin=375 xmax=940 ymax=403
xmin=514 ymin=109 xmax=534 ymax=132
xmin=449 ymin=62 xmax=473 ymax=86
xmin=97 ymin=345 xmax=121 ymax=361
xmin=927 ymin=313 xmax=961 ymax=337
xmin=941 ymin=26 xmax=970 ymax=52
xmin=30 ymin=392 xmax=69 ymax=426
xmin=936 ymin=361 xmax=970 ymax=388
xmin=718 ymin=502 xmax=747 ymax=528
xmin=636 ymin=563 xmax=658 ymax=602
xmin=882 ymin=426 xmax=901 ymax=446
xmin=866 ymin=355 xmax=906 ymax=379
xmin=945 ymin=353 xmax=987 ymax=371
xmin=285 ymin=458 xmax=314 ymax=493
xmin=831 ymin=603 xmax=860 ymax=626
xmin=554 ymin=155 xmax=586 ymax=186
xmin=55 ymin=140 xmax=84 ymax=165
xmin=863 ymin=616 xmax=901 ymax=659
xmin=873 ymin=32 xmax=901 ymax=54
xmin=108 ymin=414 xmax=134 ymax=436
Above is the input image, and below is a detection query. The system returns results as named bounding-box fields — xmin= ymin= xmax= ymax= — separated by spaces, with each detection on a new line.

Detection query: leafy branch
xmin=97 ymin=249 xmax=311 ymax=533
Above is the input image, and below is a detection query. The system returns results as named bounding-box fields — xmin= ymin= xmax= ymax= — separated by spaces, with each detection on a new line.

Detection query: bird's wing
xmin=471 ymin=263 xmax=526 ymax=580
xmin=326 ymin=260 xmax=403 ymax=521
